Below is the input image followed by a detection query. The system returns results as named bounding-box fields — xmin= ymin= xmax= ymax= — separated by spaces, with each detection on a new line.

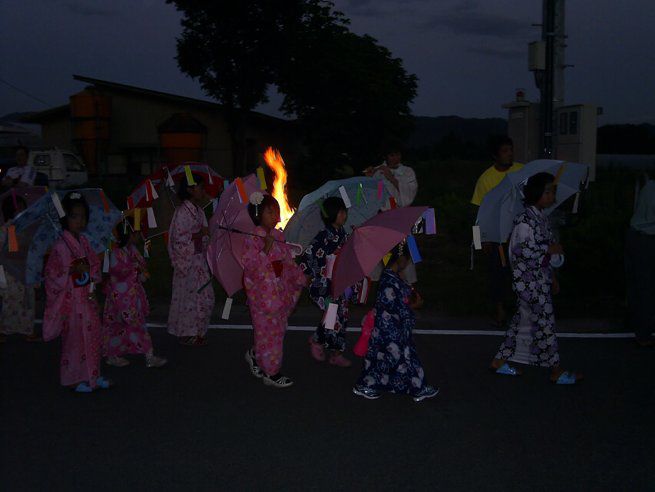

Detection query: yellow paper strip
xmin=184 ymin=165 xmax=196 ymax=186
xmin=256 ymin=167 xmax=267 ymax=190
xmin=134 ymin=208 xmax=142 ymax=231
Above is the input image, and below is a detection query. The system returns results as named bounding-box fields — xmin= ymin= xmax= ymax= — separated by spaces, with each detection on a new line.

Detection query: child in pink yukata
xmin=102 ymin=217 xmax=167 ymax=369
xmin=242 ymin=192 xmax=306 ymax=388
xmin=43 ymin=192 xmax=113 ymax=393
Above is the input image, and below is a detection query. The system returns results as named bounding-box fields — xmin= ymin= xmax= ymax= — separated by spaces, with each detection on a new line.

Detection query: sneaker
xmin=309 ymin=336 xmax=326 ymax=362
xmin=74 ymin=382 xmax=93 ymax=393
xmin=245 ymin=349 xmax=263 ymax=379
xmin=352 ymin=386 xmax=381 ymax=400
xmin=96 ymin=376 xmax=114 ymax=390
xmin=328 ymin=352 xmax=352 ymax=368
xmin=263 ymin=373 xmax=294 ymax=388
xmin=412 ymin=385 xmax=439 ymax=402
xmin=106 ymin=356 xmax=130 ymax=367
xmin=145 ymin=354 xmax=168 ymax=368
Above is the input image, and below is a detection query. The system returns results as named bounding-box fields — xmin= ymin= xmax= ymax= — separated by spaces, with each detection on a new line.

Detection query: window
xmin=33 ymin=153 xmax=51 ymax=167
xmin=569 ymin=111 xmax=578 ymax=135
xmin=64 ymin=154 xmax=85 ymax=172
xmin=559 ymin=112 xmax=568 ymax=135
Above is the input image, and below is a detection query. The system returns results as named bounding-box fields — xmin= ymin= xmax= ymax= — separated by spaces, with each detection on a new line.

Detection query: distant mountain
xmin=408 ymin=115 xmax=507 ymax=149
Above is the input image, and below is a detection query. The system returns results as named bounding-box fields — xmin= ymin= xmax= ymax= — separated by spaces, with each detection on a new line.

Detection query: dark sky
xmin=1 ymin=0 xmax=653 ymax=124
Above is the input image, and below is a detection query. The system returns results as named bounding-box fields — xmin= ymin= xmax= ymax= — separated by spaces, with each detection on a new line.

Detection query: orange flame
xmin=263 ymin=147 xmax=295 ymax=229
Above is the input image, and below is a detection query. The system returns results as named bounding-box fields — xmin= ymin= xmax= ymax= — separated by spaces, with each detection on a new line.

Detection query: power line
xmin=0 ymin=77 xmax=50 ymax=107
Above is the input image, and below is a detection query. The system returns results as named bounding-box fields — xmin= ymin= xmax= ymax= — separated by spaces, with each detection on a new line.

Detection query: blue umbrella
xmin=2 ymin=188 xmax=121 ymax=285
xmin=284 ymin=176 xmax=391 ymax=248
xmin=476 ymin=159 xmax=589 ymax=243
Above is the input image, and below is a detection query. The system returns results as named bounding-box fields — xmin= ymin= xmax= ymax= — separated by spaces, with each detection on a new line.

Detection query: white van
xmin=29 ymin=149 xmax=88 ymax=188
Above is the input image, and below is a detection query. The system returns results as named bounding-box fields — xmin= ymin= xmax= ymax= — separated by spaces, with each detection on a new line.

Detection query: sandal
xmin=96 ymin=377 xmax=114 ymax=389
xmin=551 ymin=371 xmax=582 ymax=385
xmin=74 ymin=382 xmax=93 ymax=393
xmin=491 ymin=362 xmax=521 ymax=376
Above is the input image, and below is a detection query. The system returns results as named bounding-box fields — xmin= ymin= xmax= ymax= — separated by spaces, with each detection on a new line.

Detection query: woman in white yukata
xmin=489 ymin=172 xmax=583 ymax=385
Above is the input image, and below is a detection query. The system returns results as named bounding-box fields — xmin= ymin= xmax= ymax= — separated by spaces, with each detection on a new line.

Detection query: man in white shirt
xmin=364 ymin=147 xmax=419 ymax=283
xmin=2 ymin=146 xmax=36 ymax=188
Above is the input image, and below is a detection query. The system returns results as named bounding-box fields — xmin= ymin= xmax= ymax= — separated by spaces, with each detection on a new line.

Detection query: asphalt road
xmin=2 ymin=328 xmax=653 ymax=491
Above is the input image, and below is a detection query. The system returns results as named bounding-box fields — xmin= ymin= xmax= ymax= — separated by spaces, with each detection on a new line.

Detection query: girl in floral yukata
xmin=0 ymin=196 xmax=40 ymax=343
xmin=167 ymin=174 xmax=215 ymax=347
xmin=43 ymin=192 xmax=113 ymax=393
xmin=242 ymin=192 xmax=306 ymax=388
xmin=102 ymin=217 xmax=167 ymax=368
xmin=489 ymin=172 xmax=583 ymax=384
xmin=353 ymin=242 xmax=439 ymax=402
xmin=300 ymin=196 xmax=353 ymax=367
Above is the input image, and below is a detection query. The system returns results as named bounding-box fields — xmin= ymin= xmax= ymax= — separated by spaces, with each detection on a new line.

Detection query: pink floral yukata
xmin=102 ymin=244 xmax=153 ymax=357
xmin=167 ymin=200 xmax=215 ymax=338
xmin=242 ymin=226 xmax=305 ymax=376
xmin=43 ymin=231 xmax=102 ymax=388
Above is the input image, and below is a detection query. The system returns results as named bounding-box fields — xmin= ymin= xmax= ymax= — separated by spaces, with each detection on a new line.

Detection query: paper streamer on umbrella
xmin=184 ymin=165 xmax=196 ymax=186
xmin=338 ymin=186 xmax=352 ymax=208
xmin=256 ymin=167 xmax=267 ymax=190
xmin=358 ymin=277 xmax=370 ymax=304
xmin=99 ymin=190 xmax=110 ymax=213
xmin=51 ymin=193 xmax=65 ymax=218
xmin=572 ymin=192 xmax=580 ymax=214
xmin=377 ymin=181 xmax=383 ymax=200
xmin=324 ymin=302 xmax=339 ymax=330
xmin=472 ymin=225 xmax=482 ymax=250
xmin=144 ymin=239 xmax=151 ymax=258
xmin=406 ymin=235 xmax=422 ymax=264
xmin=102 ymin=249 xmax=110 ymax=273
xmin=234 ymin=177 xmax=248 ymax=204
xmin=206 ymin=165 xmax=213 ymax=185
xmin=127 ymin=196 xmax=135 ymax=210
xmin=423 ymin=208 xmax=436 ymax=234
xmin=165 ymin=168 xmax=175 ymax=187
xmin=382 ymin=252 xmax=392 ymax=266
xmin=221 ymin=297 xmax=233 ymax=320
xmin=147 ymin=207 xmax=157 ymax=229
xmin=134 ymin=208 xmax=141 ymax=231
xmin=0 ymin=265 xmax=7 ymax=289
xmin=389 ymin=197 xmax=397 ymax=209
xmin=325 ymin=254 xmax=336 ymax=279
xmin=8 ymin=225 xmax=18 ymax=252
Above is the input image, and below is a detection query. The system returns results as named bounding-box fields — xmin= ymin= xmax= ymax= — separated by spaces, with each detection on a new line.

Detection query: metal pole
xmin=541 ymin=0 xmax=556 ymax=158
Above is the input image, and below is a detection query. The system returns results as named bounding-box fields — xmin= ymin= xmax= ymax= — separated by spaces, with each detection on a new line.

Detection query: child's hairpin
xmin=249 ymin=191 xmax=264 ymax=217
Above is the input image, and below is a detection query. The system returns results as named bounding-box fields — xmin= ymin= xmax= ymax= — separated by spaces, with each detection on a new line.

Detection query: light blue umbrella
xmin=3 ymin=188 xmax=121 ymax=285
xmin=284 ymin=176 xmax=390 ymax=248
xmin=476 ymin=159 xmax=589 ymax=243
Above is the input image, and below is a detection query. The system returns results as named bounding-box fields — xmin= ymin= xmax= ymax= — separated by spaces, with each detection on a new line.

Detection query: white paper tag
xmin=51 ymin=193 xmax=66 ymax=218
xmin=324 ymin=302 xmax=339 ymax=330
xmin=150 ymin=181 xmax=159 ymax=200
xmin=325 ymin=254 xmax=336 ymax=279
xmin=102 ymin=250 xmax=110 ymax=273
xmin=221 ymin=297 xmax=233 ymax=320
xmin=166 ymin=169 xmax=175 ymax=187
xmin=359 ymin=277 xmax=369 ymax=304
xmin=147 ymin=207 xmax=157 ymax=228
xmin=338 ymin=186 xmax=352 ymax=208
xmin=89 ymin=282 xmax=95 ymax=293
xmin=472 ymin=225 xmax=482 ymax=250
xmin=572 ymin=192 xmax=580 ymax=214
xmin=0 ymin=265 xmax=7 ymax=289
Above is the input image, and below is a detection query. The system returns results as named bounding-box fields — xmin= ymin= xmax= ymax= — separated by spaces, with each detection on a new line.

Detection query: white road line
xmin=33 ymin=320 xmax=643 ymax=339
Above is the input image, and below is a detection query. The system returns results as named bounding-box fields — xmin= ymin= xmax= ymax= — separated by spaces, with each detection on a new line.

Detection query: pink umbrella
xmin=206 ymin=175 xmax=260 ymax=296
xmin=331 ymin=206 xmax=428 ymax=298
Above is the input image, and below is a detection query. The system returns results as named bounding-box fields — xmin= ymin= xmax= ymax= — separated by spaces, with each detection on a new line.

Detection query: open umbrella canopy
xmin=331 ymin=206 xmax=428 ymax=298
xmin=0 ymin=186 xmax=47 ymax=224
xmin=206 ymin=175 xmax=260 ymax=297
xmin=284 ymin=176 xmax=391 ymax=248
xmin=1 ymin=188 xmax=121 ymax=285
xmin=126 ymin=163 xmax=224 ymax=240
xmin=476 ymin=159 xmax=588 ymax=243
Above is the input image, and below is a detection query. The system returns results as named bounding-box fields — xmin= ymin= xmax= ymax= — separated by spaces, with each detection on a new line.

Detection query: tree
xmin=168 ymin=0 xmax=417 ymax=178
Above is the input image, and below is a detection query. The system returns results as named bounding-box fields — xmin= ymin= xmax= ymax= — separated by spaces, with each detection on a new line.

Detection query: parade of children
xmin=0 ymin=148 xmax=592 ymax=400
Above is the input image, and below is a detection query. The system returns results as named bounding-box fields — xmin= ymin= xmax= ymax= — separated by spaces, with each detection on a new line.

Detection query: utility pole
xmin=537 ymin=0 xmax=566 ymax=158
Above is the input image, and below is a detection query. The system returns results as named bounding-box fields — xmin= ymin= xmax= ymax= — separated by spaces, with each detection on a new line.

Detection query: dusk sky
xmin=1 ymin=0 xmax=653 ymax=124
